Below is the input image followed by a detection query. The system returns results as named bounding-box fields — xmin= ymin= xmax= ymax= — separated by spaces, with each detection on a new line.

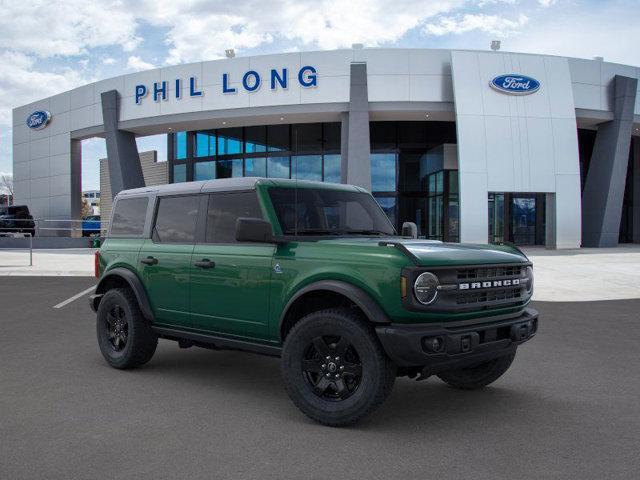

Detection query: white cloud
xmin=538 ymin=0 xmax=558 ymax=7
xmin=102 ymin=57 xmax=116 ymax=65
xmin=0 ymin=0 xmax=141 ymax=57
xmin=424 ymin=13 xmax=529 ymax=36
xmin=0 ymin=51 xmax=87 ymax=125
xmin=134 ymin=0 xmax=465 ymax=64
xmin=126 ymin=55 xmax=156 ymax=72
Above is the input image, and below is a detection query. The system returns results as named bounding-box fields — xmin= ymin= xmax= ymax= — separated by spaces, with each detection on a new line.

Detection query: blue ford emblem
xmin=26 ymin=110 xmax=51 ymax=130
xmin=490 ymin=74 xmax=540 ymax=95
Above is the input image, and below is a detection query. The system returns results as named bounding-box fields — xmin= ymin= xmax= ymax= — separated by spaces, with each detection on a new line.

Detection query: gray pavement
xmin=1 ymin=277 xmax=639 ymax=479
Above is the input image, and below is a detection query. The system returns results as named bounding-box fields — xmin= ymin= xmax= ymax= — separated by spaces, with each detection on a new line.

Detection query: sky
xmin=0 ymin=0 xmax=639 ymax=192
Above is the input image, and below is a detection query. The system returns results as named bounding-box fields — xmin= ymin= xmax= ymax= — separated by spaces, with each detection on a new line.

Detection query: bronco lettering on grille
xmin=459 ymin=279 xmax=520 ymax=290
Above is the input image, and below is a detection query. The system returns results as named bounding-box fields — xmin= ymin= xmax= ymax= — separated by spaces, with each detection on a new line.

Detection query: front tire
xmin=281 ymin=308 xmax=396 ymax=427
xmin=96 ymin=288 xmax=158 ymax=369
xmin=437 ymin=352 xmax=516 ymax=390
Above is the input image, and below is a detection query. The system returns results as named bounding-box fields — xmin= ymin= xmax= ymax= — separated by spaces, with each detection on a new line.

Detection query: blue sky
xmin=1 ymin=0 xmax=638 ymax=191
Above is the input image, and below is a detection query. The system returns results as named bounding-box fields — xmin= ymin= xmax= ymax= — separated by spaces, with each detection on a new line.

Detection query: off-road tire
xmin=96 ymin=288 xmax=158 ymax=369
xmin=281 ymin=308 xmax=396 ymax=427
xmin=437 ymin=352 xmax=516 ymax=390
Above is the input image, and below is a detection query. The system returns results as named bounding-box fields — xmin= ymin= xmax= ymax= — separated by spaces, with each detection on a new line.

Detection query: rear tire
xmin=281 ymin=308 xmax=396 ymax=427
xmin=96 ymin=288 xmax=158 ymax=369
xmin=437 ymin=352 xmax=515 ymax=390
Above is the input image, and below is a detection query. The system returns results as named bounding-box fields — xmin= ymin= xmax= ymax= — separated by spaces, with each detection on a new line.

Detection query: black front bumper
xmin=376 ymin=308 xmax=538 ymax=372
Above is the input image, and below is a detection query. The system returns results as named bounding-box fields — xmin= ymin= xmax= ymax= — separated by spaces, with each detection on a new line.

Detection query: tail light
xmin=94 ymin=251 xmax=100 ymax=278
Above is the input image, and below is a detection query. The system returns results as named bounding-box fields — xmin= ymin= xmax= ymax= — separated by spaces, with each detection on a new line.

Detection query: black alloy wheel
xmin=105 ymin=304 xmax=129 ymax=352
xmin=302 ymin=335 xmax=363 ymax=401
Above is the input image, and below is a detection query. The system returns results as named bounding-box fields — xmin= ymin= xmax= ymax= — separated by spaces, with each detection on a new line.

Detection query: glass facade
xmin=168 ymin=123 xmax=341 ymax=183
xmin=369 ymin=121 xmax=458 ymax=241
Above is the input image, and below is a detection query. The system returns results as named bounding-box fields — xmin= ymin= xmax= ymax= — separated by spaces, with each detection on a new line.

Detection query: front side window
xmin=110 ymin=197 xmax=148 ymax=236
xmin=206 ymin=192 xmax=263 ymax=243
xmin=153 ymin=195 xmax=200 ymax=244
xmin=268 ymin=187 xmax=395 ymax=236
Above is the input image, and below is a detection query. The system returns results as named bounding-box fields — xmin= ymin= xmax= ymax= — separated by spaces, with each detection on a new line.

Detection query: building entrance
xmin=489 ymin=193 xmax=546 ymax=246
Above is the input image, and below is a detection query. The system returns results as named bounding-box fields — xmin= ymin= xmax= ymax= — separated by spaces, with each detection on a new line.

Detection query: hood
xmin=396 ymin=240 xmax=528 ymax=266
xmin=316 ymin=237 xmax=528 ymax=266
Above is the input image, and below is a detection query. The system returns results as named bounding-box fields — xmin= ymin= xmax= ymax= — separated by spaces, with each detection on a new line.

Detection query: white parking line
xmin=53 ymin=285 xmax=96 ymax=309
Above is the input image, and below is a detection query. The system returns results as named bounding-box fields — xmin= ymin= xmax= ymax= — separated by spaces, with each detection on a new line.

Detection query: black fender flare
xmin=94 ymin=268 xmax=155 ymax=322
xmin=279 ymin=280 xmax=391 ymax=331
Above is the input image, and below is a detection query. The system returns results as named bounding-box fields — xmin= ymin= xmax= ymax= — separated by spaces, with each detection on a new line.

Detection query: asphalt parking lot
xmin=1 ymin=277 xmax=639 ymax=479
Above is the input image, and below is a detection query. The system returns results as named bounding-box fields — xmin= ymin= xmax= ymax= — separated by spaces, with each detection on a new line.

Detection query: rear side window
xmin=206 ymin=192 xmax=262 ymax=243
xmin=153 ymin=195 xmax=200 ymax=244
xmin=110 ymin=197 xmax=148 ymax=236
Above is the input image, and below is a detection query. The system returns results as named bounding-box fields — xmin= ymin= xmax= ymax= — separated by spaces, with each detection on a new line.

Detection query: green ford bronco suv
xmin=91 ymin=177 xmax=537 ymax=426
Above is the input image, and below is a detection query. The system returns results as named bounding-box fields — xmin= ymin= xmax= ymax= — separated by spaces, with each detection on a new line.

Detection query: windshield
xmin=268 ymin=187 xmax=395 ymax=236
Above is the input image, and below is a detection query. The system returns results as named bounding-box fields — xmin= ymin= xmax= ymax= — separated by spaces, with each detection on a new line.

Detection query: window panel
xmin=217 ymin=127 xmax=243 ymax=155
xmin=292 ymin=123 xmax=322 ymax=153
xmin=216 ymin=159 xmax=243 ymax=178
xmin=195 ymin=131 xmax=216 ymax=157
xmin=245 ymin=126 xmax=267 ymax=153
xmin=267 ymin=124 xmax=290 ymax=152
xmin=110 ymin=197 xmax=148 ymax=236
xmin=245 ymin=157 xmax=266 ymax=177
xmin=173 ymin=164 xmax=187 ymax=183
xmin=267 ymin=156 xmax=290 ymax=178
xmin=194 ymin=161 xmax=216 ymax=181
xmin=206 ymin=192 xmax=263 ymax=243
xmin=323 ymin=123 xmax=341 ymax=152
xmin=174 ymin=131 xmax=187 ymax=160
xmin=292 ymin=155 xmax=322 ymax=181
xmin=323 ymin=154 xmax=341 ymax=183
xmin=370 ymin=153 xmax=397 ymax=192
xmin=153 ymin=195 xmax=199 ymax=244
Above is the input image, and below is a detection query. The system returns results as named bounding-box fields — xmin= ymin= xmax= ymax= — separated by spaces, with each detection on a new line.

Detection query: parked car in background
xmin=0 ymin=205 xmax=35 ymax=237
xmin=82 ymin=215 xmax=102 ymax=237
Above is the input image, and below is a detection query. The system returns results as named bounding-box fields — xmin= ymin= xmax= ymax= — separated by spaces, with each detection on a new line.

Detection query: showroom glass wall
xmin=168 ymin=123 xmax=341 ymax=184
xmin=369 ymin=121 xmax=459 ymax=241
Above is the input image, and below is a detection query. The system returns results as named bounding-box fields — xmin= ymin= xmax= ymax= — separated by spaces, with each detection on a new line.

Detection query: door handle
xmin=194 ymin=259 xmax=215 ymax=269
xmin=140 ymin=256 xmax=158 ymax=265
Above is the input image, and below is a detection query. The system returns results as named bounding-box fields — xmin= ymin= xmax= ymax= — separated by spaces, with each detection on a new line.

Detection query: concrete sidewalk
xmin=0 ymin=248 xmax=95 ymax=276
xmin=0 ymin=245 xmax=639 ymax=301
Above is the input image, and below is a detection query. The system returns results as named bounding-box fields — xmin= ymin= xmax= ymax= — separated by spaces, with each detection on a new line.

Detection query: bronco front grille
xmin=456 ymin=265 xmax=523 ymax=280
xmin=403 ymin=262 xmax=531 ymax=312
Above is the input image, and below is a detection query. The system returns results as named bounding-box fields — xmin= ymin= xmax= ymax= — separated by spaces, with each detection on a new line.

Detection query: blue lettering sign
xmin=298 ymin=66 xmax=317 ymax=87
xmin=490 ymin=74 xmax=540 ymax=95
xmin=190 ymin=76 xmax=202 ymax=97
xmin=153 ymin=81 xmax=167 ymax=101
xmin=242 ymin=71 xmax=261 ymax=92
xmin=135 ymin=85 xmax=147 ymax=104
xmin=271 ymin=68 xmax=287 ymax=90
xmin=222 ymin=73 xmax=236 ymax=93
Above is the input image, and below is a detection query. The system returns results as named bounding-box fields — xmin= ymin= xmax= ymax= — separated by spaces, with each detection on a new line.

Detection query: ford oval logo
xmin=26 ymin=110 xmax=51 ymax=130
xmin=490 ymin=74 xmax=540 ymax=95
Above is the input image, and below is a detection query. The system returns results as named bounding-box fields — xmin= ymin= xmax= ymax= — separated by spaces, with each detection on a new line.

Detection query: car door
xmin=139 ymin=194 xmax=200 ymax=329
xmin=190 ymin=191 xmax=275 ymax=338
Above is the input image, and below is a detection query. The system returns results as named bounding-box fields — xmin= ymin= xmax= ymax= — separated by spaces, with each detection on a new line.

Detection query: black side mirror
xmin=236 ymin=217 xmax=274 ymax=243
xmin=401 ymin=221 xmax=418 ymax=239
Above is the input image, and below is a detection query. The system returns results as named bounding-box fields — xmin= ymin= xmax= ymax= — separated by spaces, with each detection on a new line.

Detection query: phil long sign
xmin=135 ymin=66 xmax=318 ymax=105
xmin=490 ymin=74 xmax=540 ymax=95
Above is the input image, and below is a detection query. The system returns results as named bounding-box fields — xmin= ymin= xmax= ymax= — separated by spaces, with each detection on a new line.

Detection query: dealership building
xmin=11 ymin=48 xmax=640 ymax=247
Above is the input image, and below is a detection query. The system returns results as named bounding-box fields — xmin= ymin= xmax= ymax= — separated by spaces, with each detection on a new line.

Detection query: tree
xmin=0 ymin=173 xmax=13 ymax=205
xmin=81 ymin=197 xmax=92 ymax=218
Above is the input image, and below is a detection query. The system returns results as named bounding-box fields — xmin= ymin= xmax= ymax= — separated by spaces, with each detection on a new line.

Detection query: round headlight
xmin=414 ymin=272 xmax=440 ymax=305
xmin=525 ymin=266 xmax=534 ymax=294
